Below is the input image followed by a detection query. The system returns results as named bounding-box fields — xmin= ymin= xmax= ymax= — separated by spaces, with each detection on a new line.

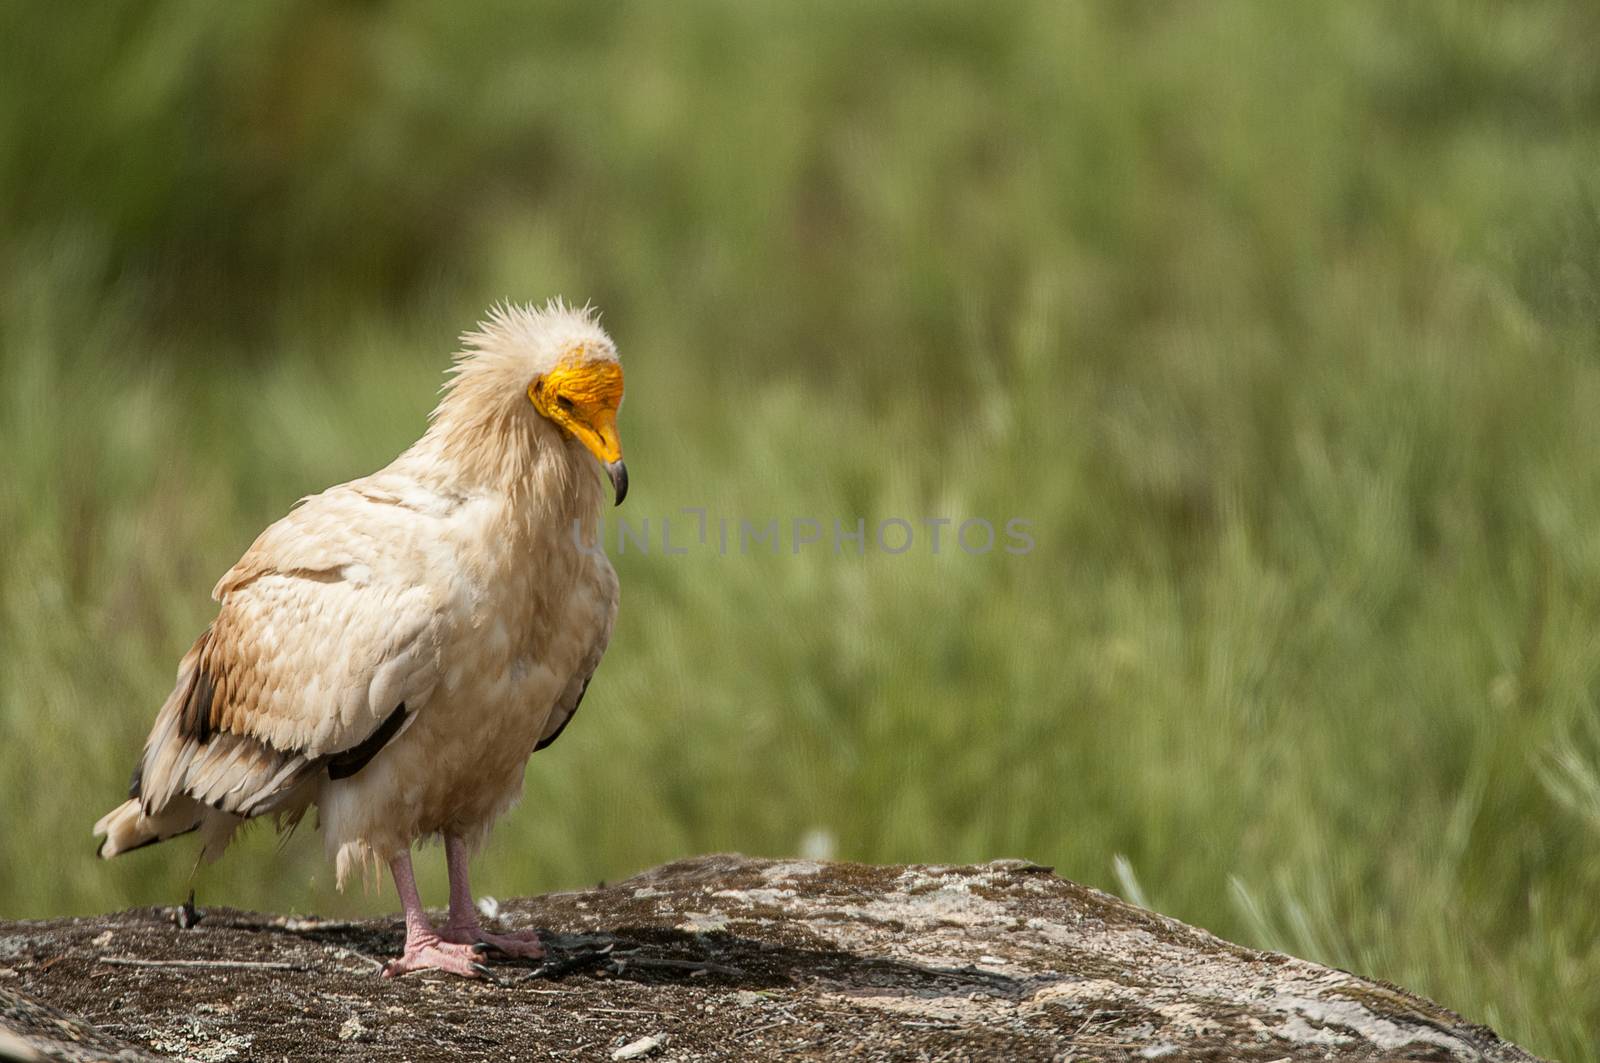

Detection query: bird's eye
xmin=557 ymin=395 xmax=575 ymax=411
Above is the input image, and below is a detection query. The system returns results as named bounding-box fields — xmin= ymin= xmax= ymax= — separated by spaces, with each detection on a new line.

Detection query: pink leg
xmin=381 ymin=850 xmax=487 ymax=978
xmin=438 ymin=835 xmax=545 ymax=958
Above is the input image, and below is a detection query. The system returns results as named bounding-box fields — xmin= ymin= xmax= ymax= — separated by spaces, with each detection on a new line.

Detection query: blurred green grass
xmin=3 ymin=1 xmax=1600 ymax=1056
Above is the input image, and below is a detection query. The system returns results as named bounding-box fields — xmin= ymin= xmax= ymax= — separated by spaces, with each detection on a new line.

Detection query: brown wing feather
xmin=136 ymin=629 xmax=310 ymax=817
xmin=137 ymin=631 xmax=423 ymax=819
xmin=133 ymin=498 xmax=443 ymax=823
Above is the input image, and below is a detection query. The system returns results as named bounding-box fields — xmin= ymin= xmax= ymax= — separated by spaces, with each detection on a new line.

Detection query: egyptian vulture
xmin=93 ymin=302 xmax=626 ymax=977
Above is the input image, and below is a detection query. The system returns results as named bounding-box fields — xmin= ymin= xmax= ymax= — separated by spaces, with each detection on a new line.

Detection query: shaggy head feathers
xmin=420 ymin=300 xmax=620 ymax=489
xmin=458 ymin=300 xmax=616 ymax=384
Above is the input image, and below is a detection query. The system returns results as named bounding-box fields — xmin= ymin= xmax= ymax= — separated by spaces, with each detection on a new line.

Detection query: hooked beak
xmin=567 ymin=406 xmax=626 ymax=505
xmin=606 ymin=460 xmax=629 ymax=506
xmin=530 ymin=359 xmax=628 ymax=505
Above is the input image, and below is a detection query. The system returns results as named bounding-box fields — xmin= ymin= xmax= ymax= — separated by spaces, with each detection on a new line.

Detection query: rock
xmin=336 ymin=1014 xmax=367 ymax=1043
xmin=1 ymin=985 xmax=165 ymax=1062
xmin=611 ymin=1033 xmax=664 ymax=1059
xmin=0 ymin=854 xmax=1543 ymax=1061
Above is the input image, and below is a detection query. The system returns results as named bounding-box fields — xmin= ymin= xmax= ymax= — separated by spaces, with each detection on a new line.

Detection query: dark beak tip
xmin=607 ymin=460 xmax=629 ymax=506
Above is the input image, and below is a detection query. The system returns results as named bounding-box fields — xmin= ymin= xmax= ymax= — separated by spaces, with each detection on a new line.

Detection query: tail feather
xmin=93 ymin=798 xmax=203 ymax=859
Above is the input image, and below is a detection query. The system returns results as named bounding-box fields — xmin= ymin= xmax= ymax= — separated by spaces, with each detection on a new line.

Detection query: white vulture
xmin=93 ymin=301 xmax=626 ymax=977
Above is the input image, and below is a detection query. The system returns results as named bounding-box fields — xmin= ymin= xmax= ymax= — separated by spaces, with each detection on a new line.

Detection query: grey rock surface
xmin=0 ymin=854 xmax=1543 ymax=1061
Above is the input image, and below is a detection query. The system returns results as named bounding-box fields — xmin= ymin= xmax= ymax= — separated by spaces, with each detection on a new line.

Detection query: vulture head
xmin=435 ymin=301 xmax=628 ymax=504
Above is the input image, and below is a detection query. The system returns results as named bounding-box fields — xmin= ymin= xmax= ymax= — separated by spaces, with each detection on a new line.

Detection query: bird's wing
xmin=134 ymin=483 xmax=448 ymax=819
xmin=535 ymin=549 xmax=619 ymax=752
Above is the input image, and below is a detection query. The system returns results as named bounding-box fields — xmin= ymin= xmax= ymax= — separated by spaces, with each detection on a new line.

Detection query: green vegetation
xmin=3 ymin=2 xmax=1599 ymax=1056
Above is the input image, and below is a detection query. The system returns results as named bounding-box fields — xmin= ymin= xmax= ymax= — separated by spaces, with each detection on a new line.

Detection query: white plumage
xmin=94 ymin=301 xmax=626 ymax=976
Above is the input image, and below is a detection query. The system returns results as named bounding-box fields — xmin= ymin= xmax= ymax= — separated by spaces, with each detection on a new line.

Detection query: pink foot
xmin=440 ymin=924 xmax=545 ymax=959
xmin=381 ymin=934 xmax=488 ymax=978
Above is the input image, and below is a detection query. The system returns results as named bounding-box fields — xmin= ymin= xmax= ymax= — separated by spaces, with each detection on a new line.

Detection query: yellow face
xmin=529 ymin=350 xmax=628 ymax=503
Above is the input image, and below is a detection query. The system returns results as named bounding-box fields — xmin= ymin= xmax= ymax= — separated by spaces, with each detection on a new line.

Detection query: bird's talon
xmin=383 ymin=937 xmax=486 ymax=979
